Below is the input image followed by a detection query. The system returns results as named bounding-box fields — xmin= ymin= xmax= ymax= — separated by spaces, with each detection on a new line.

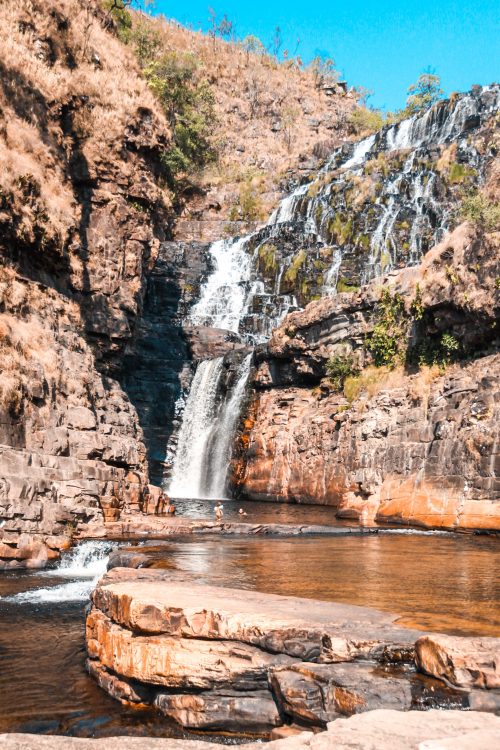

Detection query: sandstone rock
xmin=87 ymin=609 xmax=295 ymax=690
xmin=415 ymin=634 xmax=500 ymax=689
xmin=90 ymin=570 xmax=420 ymax=661
xmin=1 ymin=710 xmax=500 ymax=749
xmin=270 ymin=662 xmax=412 ymax=725
xmin=155 ymin=690 xmax=281 ymax=732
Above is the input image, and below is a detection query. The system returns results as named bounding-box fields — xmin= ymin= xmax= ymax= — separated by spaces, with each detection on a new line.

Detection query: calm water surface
xmin=0 ymin=532 xmax=498 ymax=737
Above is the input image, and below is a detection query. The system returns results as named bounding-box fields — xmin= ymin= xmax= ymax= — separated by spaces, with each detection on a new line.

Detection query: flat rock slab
xmin=2 ymin=710 xmax=500 ymax=749
xmin=416 ymin=634 xmax=500 ymax=689
xmin=77 ymin=516 xmax=377 ymax=541
xmin=92 ymin=568 xmax=421 ymax=662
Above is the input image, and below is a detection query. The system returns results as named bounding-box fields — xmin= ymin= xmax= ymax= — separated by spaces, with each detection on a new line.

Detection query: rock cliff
xmin=0 ymin=0 xmax=172 ymax=566
xmin=233 ymin=223 xmax=500 ymax=530
xmin=0 ymin=0 xmax=353 ymax=563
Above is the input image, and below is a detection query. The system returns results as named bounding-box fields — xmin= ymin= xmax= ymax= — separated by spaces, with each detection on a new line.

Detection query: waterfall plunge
xmin=168 ymin=355 xmax=252 ymax=499
xmin=166 ymin=86 xmax=499 ymax=500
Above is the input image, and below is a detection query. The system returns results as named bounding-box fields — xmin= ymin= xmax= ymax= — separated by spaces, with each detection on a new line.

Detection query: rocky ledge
xmin=3 ymin=710 xmax=500 ymax=749
xmin=233 ymin=225 xmax=500 ymax=531
xmin=77 ymin=516 xmax=377 ymax=542
xmin=86 ymin=569 xmax=500 ymax=735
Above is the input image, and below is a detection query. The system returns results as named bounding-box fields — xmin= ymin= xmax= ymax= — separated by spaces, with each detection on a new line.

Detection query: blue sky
xmin=150 ymin=0 xmax=499 ymax=111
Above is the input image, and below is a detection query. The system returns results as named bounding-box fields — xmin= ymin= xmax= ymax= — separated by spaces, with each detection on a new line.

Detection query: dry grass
xmin=128 ymin=11 xmax=355 ymax=214
xmin=0 ymin=0 xmax=169 ymax=251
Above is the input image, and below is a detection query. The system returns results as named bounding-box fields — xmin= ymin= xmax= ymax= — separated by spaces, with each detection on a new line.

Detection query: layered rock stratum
xmin=84 ymin=568 xmax=500 ymax=734
xmin=233 ymin=223 xmax=500 ymax=530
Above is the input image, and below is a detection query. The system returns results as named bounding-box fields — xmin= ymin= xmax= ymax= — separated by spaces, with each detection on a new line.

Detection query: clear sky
xmin=150 ymin=0 xmax=499 ymax=111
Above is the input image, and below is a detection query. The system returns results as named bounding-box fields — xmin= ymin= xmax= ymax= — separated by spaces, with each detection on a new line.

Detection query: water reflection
xmin=136 ymin=534 xmax=500 ymax=637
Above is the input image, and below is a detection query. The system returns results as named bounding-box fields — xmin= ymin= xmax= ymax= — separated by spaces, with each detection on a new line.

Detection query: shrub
xmin=103 ymin=0 xmax=132 ymax=42
xmin=348 ymin=107 xmax=385 ymax=134
xmin=326 ymin=353 xmax=360 ymax=391
xmin=129 ymin=19 xmax=162 ymax=67
xmin=145 ymin=52 xmax=216 ymax=186
xmin=460 ymin=192 xmax=500 ymax=233
xmin=367 ymin=289 xmax=407 ymax=367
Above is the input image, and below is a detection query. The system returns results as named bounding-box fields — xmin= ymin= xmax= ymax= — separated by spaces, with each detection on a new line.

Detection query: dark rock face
xmin=0 ymin=1 xmax=174 ymax=565
xmin=118 ymin=241 xmax=211 ymax=483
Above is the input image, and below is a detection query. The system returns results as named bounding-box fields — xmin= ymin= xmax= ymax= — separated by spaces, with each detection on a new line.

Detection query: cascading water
xmin=168 ymin=357 xmax=225 ymax=498
xmin=168 ymin=355 xmax=252 ymax=499
xmin=203 ymin=354 xmax=252 ymax=498
xmin=2 ymin=541 xmax=114 ymax=604
xmin=166 ymin=86 xmax=499 ymax=499
xmin=191 ymin=86 xmax=499 ymax=337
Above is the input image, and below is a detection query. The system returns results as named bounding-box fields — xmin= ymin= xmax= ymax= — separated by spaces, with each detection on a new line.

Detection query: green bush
xmin=460 ymin=192 xmax=500 ymax=232
xmin=348 ymin=107 xmax=385 ymax=134
xmin=326 ymin=353 xmax=360 ymax=390
xmin=145 ymin=52 xmax=216 ymax=187
xmin=367 ymin=289 xmax=407 ymax=367
xmin=103 ymin=0 xmax=132 ymax=42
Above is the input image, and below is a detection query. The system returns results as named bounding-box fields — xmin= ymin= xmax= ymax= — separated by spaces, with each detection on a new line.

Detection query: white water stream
xmin=2 ymin=541 xmax=114 ymax=604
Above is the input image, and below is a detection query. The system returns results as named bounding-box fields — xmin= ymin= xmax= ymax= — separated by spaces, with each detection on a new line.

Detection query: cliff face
xmin=233 ymin=224 xmax=500 ymax=531
xmin=0 ymin=0 xmax=173 ymax=567
xmin=0 ymin=1 xmax=353 ymax=564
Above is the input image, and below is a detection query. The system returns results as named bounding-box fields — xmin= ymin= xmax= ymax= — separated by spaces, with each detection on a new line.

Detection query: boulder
xmin=155 ymin=690 xmax=281 ymax=732
xmin=415 ymin=634 xmax=500 ymax=689
xmin=270 ymin=662 xmax=412 ymax=725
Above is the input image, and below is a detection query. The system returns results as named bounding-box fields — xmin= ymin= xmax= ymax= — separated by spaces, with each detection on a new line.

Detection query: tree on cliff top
xmin=404 ymin=71 xmax=444 ymax=116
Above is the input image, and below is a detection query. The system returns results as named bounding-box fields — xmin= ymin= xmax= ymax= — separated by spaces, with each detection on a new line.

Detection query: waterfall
xmin=168 ymin=357 xmax=225 ymax=498
xmin=189 ymin=237 xmax=253 ymax=332
xmin=168 ymin=355 xmax=252 ymax=499
xmin=166 ymin=85 xmax=499 ymax=499
xmin=2 ymin=541 xmax=114 ymax=604
xmin=203 ymin=354 xmax=252 ymax=498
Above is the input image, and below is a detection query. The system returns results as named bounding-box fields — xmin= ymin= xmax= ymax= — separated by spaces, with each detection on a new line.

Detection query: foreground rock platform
xmin=86 ymin=569 xmax=500 ymax=734
xmin=2 ymin=710 xmax=500 ymax=748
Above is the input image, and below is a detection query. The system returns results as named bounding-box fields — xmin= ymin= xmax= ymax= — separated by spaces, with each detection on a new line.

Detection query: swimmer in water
xmin=238 ymin=508 xmax=247 ymax=516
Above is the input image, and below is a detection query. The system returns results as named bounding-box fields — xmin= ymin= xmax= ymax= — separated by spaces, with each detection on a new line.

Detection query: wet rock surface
xmin=85 ymin=570 xmax=500 ymax=734
xmin=416 ymin=634 xmax=500 ymax=689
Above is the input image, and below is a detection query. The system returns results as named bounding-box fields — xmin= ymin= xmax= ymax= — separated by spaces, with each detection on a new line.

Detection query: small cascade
xmin=168 ymin=357 xmax=225 ymax=498
xmin=168 ymin=355 xmax=252 ymax=499
xmin=203 ymin=354 xmax=252 ymax=498
xmin=3 ymin=541 xmax=114 ymax=604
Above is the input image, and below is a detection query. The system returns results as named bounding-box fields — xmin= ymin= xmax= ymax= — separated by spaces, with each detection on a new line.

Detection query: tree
xmin=145 ymin=52 xmax=216 ymax=187
xmin=271 ymin=26 xmax=282 ymax=57
xmin=280 ymin=103 xmax=300 ymax=151
xmin=404 ymin=72 xmax=444 ymax=116
xmin=309 ymin=56 xmax=339 ymax=89
xmin=241 ymin=34 xmax=265 ymax=63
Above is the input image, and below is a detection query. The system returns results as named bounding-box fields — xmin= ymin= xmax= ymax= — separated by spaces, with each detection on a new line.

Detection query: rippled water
xmin=0 ymin=533 xmax=498 ymax=737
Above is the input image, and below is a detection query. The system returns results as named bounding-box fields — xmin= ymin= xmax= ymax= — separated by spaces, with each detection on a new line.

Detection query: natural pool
xmin=0 ymin=531 xmax=498 ymax=737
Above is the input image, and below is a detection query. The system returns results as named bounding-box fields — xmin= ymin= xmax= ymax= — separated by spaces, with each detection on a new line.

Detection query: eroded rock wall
xmin=233 ymin=226 xmax=500 ymax=531
xmin=0 ymin=0 xmax=173 ymax=566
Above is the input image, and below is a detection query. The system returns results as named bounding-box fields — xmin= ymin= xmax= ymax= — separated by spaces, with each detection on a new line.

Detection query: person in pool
xmin=238 ymin=508 xmax=247 ymax=516
xmin=214 ymin=502 xmax=224 ymax=521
